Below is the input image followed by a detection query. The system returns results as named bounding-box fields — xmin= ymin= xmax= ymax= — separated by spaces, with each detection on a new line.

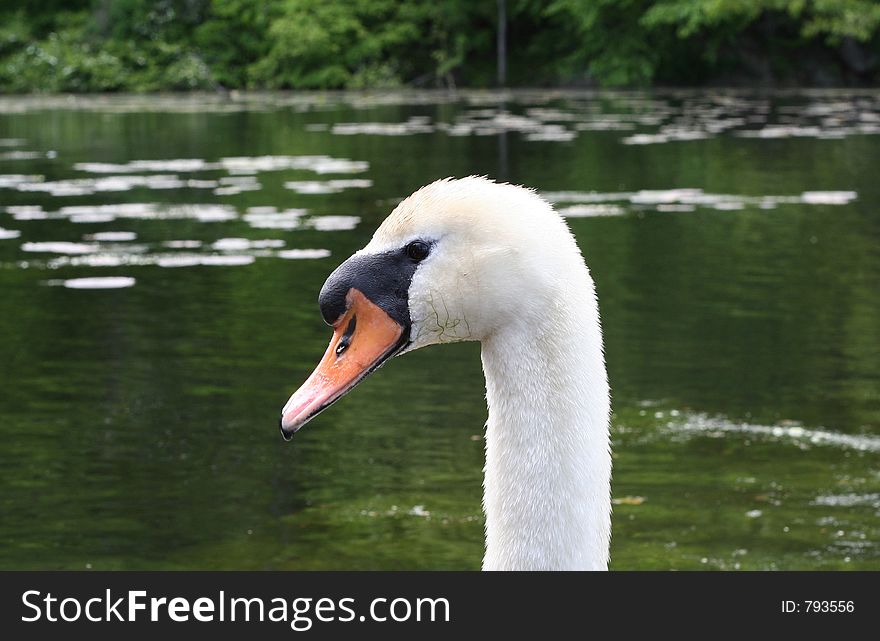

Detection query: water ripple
xmin=665 ymin=412 xmax=880 ymax=453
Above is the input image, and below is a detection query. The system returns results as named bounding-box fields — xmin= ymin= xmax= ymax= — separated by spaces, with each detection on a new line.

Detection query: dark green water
xmin=1 ymin=90 xmax=878 ymax=570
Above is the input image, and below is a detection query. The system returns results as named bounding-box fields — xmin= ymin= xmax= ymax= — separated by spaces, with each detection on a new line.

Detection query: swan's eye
xmin=405 ymin=240 xmax=430 ymax=262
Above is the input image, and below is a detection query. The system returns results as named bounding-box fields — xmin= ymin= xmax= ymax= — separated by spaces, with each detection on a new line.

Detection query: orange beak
xmin=280 ymin=288 xmax=405 ymax=439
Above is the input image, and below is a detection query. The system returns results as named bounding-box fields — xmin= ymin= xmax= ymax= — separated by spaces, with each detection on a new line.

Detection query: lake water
xmin=1 ymin=90 xmax=878 ymax=570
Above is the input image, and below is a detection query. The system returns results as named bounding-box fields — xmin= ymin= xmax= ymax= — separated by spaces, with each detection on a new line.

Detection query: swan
xmin=280 ymin=176 xmax=611 ymax=570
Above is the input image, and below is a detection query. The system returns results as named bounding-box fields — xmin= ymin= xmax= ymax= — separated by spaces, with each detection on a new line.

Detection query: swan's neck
xmin=480 ymin=284 xmax=611 ymax=570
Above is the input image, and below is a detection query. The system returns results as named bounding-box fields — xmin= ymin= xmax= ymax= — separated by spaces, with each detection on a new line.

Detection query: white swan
xmin=280 ymin=176 xmax=611 ymax=570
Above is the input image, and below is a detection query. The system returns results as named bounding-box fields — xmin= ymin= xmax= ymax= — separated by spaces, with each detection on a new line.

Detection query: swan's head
xmin=280 ymin=176 xmax=582 ymax=438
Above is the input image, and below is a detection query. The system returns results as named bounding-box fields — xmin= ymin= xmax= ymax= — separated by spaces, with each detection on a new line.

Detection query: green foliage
xmin=545 ymin=0 xmax=658 ymax=86
xmin=249 ymin=0 xmax=483 ymax=89
xmin=194 ymin=0 xmax=272 ymax=87
xmin=549 ymin=0 xmax=880 ymax=86
xmin=0 ymin=0 xmax=878 ymax=92
xmin=250 ymin=0 xmax=376 ymax=88
xmin=644 ymin=0 xmax=880 ymax=43
xmin=0 ymin=17 xmax=127 ymax=93
xmin=642 ymin=0 xmax=765 ymax=38
xmin=0 ymin=15 xmax=217 ymax=93
xmin=0 ymin=12 xmax=31 ymax=58
xmin=802 ymin=0 xmax=880 ymax=42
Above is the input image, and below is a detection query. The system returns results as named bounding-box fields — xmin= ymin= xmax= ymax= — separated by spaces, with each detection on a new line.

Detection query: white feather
xmin=366 ymin=176 xmax=612 ymax=570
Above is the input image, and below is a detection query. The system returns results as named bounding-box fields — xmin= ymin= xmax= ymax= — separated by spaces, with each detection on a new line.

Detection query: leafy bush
xmin=0 ymin=23 xmax=127 ymax=92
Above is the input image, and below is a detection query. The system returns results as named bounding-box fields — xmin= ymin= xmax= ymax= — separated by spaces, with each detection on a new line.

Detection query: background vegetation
xmin=1 ymin=0 xmax=879 ymax=92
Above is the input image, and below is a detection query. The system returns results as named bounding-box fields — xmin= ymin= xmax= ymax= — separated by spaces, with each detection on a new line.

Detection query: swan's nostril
xmin=335 ymin=314 xmax=357 ymax=356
